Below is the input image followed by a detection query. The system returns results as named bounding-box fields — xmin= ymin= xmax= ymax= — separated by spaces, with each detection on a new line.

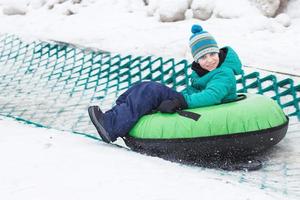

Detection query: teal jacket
xmin=181 ymin=46 xmax=243 ymax=109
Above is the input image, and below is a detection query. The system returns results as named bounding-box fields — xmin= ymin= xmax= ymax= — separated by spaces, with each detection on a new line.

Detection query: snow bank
xmin=2 ymin=5 xmax=27 ymax=15
xmin=0 ymin=0 xmax=298 ymax=74
xmin=286 ymin=0 xmax=300 ymax=18
xmin=275 ymin=13 xmax=291 ymax=27
xmin=1 ymin=0 xmax=28 ymax=15
xmin=0 ymin=0 xmax=299 ymax=76
xmin=158 ymin=0 xmax=189 ymax=22
xmin=191 ymin=0 xmax=214 ymax=20
xmin=251 ymin=0 xmax=281 ymax=17
xmin=149 ymin=0 xmax=291 ymax=22
xmin=0 ymin=0 xmax=295 ymax=19
xmin=214 ymin=0 xmax=258 ymax=19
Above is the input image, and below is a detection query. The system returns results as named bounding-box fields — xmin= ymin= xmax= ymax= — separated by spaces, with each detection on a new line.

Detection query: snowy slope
xmin=0 ymin=0 xmax=299 ymax=75
xmin=0 ymin=1 xmax=299 ymax=200
xmin=0 ymin=116 xmax=295 ymax=200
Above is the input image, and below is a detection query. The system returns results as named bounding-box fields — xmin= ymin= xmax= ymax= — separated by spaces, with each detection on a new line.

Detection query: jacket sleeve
xmin=181 ymin=72 xmax=201 ymax=95
xmin=183 ymin=69 xmax=235 ymax=109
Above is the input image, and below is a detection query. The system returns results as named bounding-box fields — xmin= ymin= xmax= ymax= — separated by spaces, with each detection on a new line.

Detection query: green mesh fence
xmin=0 ymin=34 xmax=300 ymax=198
xmin=0 ymin=34 xmax=299 ymax=136
xmin=237 ymin=72 xmax=300 ymax=118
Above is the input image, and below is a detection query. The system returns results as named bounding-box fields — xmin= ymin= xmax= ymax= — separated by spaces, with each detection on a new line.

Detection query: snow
xmin=287 ymin=0 xmax=300 ymax=18
xmin=0 ymin=0 xmax=298 ymax=75
xmin=275 ymin=13 xmax=291 ymax=27
xmin=252 ymin=0 xmax=281 ymax=17
xmin=0 ymin=0 xmax=299 ymax=199
xmin=158 ymin=0 xmax=189 ymax=22
xmin=191 ymin=0 xmax=215 ymax=20
xmin=0 ymin=116 xmax=290 ymax=200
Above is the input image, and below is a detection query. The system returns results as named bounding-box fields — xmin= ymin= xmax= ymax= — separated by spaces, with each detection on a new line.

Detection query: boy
xmin=88 ymin=24 xmax=243 ymax=143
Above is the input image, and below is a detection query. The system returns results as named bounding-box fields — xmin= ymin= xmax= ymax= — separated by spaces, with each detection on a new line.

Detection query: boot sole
xmin=88 ymin=106 xmax=111 ymax=143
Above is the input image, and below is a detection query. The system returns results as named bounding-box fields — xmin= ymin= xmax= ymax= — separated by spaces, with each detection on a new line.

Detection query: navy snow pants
xmin=102 ymin=81 xmax=184 ymax=141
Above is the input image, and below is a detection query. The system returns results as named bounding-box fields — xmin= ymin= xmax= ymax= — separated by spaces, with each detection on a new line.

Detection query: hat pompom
xmin=191 ymin=24 xmax=203 ymax=34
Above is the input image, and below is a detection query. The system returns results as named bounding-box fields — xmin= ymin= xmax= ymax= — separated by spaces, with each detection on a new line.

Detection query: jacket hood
xmin=220 ymin=46 xmax=243 ymax=75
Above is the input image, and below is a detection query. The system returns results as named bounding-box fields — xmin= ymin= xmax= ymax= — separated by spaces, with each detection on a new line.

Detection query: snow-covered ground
xmin=0 ymin=116 xmax=296 ymax=200
xmin=0 ymin=0 xmax=299 ymax=199
xmin=0 ymin=0 xmax=299 ymax=75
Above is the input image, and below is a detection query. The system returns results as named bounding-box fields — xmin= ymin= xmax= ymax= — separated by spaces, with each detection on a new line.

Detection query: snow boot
xmin=88 ymin=106 xmax=112 ymax=143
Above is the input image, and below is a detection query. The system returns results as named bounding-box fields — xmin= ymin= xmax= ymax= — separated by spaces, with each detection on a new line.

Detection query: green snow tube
xmin=124 ymin=94 xmax=288 ymax=161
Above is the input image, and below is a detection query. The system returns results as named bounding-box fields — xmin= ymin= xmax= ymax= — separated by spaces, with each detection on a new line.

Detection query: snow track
xmin=0 ymin=34 xmax=299 ymax=199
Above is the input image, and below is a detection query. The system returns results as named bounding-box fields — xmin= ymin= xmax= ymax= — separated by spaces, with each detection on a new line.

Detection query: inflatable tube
xmin=124 ymin=94 xmax=288 ymax=161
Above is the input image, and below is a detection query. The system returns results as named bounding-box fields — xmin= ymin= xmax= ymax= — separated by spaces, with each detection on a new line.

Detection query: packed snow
xmin=0 ymin=0 xmax=299 ymax=199
xmin=0 ymin=116 xmax=293 ymax=200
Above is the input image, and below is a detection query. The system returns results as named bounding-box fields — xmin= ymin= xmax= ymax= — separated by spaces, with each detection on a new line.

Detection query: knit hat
xmin=189 ymin=24 xmax=219 ymax=62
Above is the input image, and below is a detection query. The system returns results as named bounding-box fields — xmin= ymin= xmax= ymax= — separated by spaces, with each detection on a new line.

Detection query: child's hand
xmin=157 ymin=99 xmax=181 ymax=113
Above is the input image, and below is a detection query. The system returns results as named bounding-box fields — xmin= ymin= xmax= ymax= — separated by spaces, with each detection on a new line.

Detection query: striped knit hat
xmin=189 ymin=24 xmax=219 ymax=62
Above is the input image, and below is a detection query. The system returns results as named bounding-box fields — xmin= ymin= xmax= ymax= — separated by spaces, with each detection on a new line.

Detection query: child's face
xmin=198 ymin=52 xmax=219 ymax=71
